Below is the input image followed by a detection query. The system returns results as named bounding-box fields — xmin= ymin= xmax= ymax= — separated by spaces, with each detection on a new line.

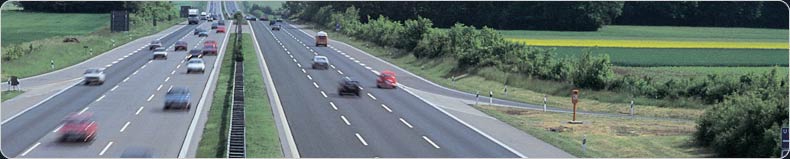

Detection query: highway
xmin=229 ymin=1 xmax=521 ymax=157
xmin=1 ymin=1 xmax=229 ymax=157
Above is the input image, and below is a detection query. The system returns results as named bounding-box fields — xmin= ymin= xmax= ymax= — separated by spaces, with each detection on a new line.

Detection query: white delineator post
xmin=630 ymin=100 xmax=635 ymax=116
xmin=543 ymin=95 xmax=547 ymax=112
xmin=489 ymin=90 xmax=493 ymax=106
xmin=475 ymin=91 xmax=479 ymax=106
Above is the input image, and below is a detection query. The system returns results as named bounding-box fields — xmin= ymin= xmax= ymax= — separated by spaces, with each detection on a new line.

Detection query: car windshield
xmin=154 ymin=48 xmax=166 ymax=52
xmin=84 ymin=69 xmax=101 ymax=74
xmin=177 ymin=41 xmax=186 ymax=45
xmin=314 ymin=56 xmax=327 ymax=62
xmin=168 ymin=88 xmax=189 ymax=94
xmin=188 ymin=59 xmax=203 ymax=64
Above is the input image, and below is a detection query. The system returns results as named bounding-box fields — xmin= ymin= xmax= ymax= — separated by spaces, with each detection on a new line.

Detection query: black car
xmin=211 ymin=23 xmax=218 ymax=29
xmin=174 ymin=41 xmax=188 ymax=51
xmin=188 ymin=49 xmax=203 ymax=59
xmin=120 ymin=147 xmax=155 ymax=158
xmin=148 ymin=40 xmax=162 ymax=50
xmin=193 ymin=28 xmax=205 ymax=35
xmin=269 ymin=21 xmax=276 ymax=25
xmin=246 ymin=16 xmax=256 ymax=21
xmin=338 ymin=77 xmax=361 ymax=96
xmin=202 ymin=46 xmax=217 ymax=55
xmin=276 ymin=19 xmax=283 ymax=23
xmin=164 ymin=87 xmax=191 ymax=110
xmin=218 ymin=20 xmax=225 ymax=26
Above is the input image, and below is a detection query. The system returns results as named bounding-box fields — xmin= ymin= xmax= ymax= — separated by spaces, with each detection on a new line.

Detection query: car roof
xmin=169 ymin=87 xmax=190 ymax=93
xmin=188 ymin=58 xmax=204 ymax=62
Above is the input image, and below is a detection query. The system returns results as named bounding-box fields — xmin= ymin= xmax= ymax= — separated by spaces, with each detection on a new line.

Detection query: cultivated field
xmin=1 ymin=11 xmax=109 ymax=46
xmin=542 ymin=47 xmax=788 ymax=66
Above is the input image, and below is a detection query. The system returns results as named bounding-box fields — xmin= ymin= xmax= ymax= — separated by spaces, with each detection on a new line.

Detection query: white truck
xmin=188 ymin=9 xmax=199 ymax=25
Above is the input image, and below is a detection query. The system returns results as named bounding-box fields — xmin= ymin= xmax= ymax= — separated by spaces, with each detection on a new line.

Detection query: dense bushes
xmin=695 ymin=69 xmax=788 ymax=157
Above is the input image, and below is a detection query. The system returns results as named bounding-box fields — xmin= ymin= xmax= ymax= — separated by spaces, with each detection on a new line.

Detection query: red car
xmin=376 ymin=70 xmax=398 ymax=88
xmin=216 ymin=26 xmax=225 ymax=33
xmin=59 ymin=113 xmax=97 ymax=142
xmin=204 ymin=40 xmax=217 ymax=48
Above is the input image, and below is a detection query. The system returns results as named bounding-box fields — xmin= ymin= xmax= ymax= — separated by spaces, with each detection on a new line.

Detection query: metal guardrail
xmin=226 ymin=61 xmax=246 ymax=158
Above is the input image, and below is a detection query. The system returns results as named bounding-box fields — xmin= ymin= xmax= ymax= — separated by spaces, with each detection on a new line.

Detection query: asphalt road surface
xmin=242 ymin=6 xmax=520 ymax=157
xmin=1 ymin=2 xmax=229 ymax=158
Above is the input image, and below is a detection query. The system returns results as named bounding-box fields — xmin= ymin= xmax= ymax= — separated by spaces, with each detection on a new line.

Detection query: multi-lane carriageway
xmin=1 ymin=1 xmax=230 ymax=158
xmin=231 ymin=1 xmax=522 ymax=157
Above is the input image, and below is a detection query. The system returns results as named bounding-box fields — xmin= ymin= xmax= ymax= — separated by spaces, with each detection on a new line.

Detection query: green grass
xmin=322 ymin=27 xmax=704 ymax=120
xmin=196 ymin=34 xmax=234 ymax=158
xmin=614 ymin=66 xmax=789 ymax=82
xmin=476 ymin=105 xmax=711 ymax=158
xmin=240 ymin=33 xmax=282 ymax=157
xmin=1 ymin=90 xmax=23 ymax=102
xmin=172 ymin=1 xmax=206 ymax=9
xmin=1 ymin=2 xmax=23 ymax=11
xmin=1 ymin=11 xmax=110 ymax=45
xmin=543 ymin=46 xmax=788 ymax=66
xmin=240 ymin=1 xmax=284 ymax=11
xmin=499 ymin=25 xmax=787 ymax=42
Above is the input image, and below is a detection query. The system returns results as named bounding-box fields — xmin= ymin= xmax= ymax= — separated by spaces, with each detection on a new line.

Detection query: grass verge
xmin=475 ymin=105 xmax=711 ymax=158
xmin=542 ymin=46 xmax=788 ymax=67
xmin=196 ymin=33 xmax=234 ymax=157
xmin=239 ymin=33 xmax=282 ymax=157
xmin=317 ymin=26 xmax=704 ymax=120
xmin=1 ymin=90 xmax=23 ymax=102
xmin=196 ymin=33 xmax=282 ymax=157
xmin=1 ymin=11 xmax=110 ymax=46
xmin=498 ymin=25 xmax=787 ymax=42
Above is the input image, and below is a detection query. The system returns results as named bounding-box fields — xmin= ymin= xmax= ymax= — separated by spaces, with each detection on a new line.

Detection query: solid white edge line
xmin=2 ymin=80 xmax=81 ymax=124
xmin=120 ymin=121 xmax=131 ymax=132
xmin=340 ymin=115 xmax=351 ymax=126
xmin=400 ymin=85 xmax=528 ymax=157
xmin=248 ymin=20 xmax=300 ymax=158
xmin=178 ymin=6 xmax=233 ymax=158
xmin=19 ymin=142 xmax=40 ymax=156
xmin=399 ymin=118 xmax=414 ymax=128
xmin=178 ymin=9 xmax=231 ymax=159
xmin=355 ymin=133 xmax=368 ymax=146
xmin=381 ymin=104 xmax=393 ymax=112
xmin=423 ymin=136 xmax=440 ymax=149
xmin=291 ymin=24 xmax=527 ymax=157
xmin=135 ymin=106 xmax=144 ymax=115
xmin=99 ymin=141 xmax=114 ymax=156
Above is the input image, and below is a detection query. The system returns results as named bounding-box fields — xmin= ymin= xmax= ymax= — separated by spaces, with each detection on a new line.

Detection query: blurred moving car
xmin=259 ymin=16 xmax=269 ymax=21
xmin=211 ymin=22 xmax=219 ymax=29
xmin=204 ymin=40 xmax=218 ymax=48
xmin=217 ymin=26 xmax=226 ymax=33
xmin=120 ymin=147 xmax=155 ymax=158
xmin=59 ymin=113 xmax=97 ymax=142
xmin=315 ymin=31 xmax=328 ymax=47
xmin=269 ymin=21 xmax=276 ymax=25
xmin=376 ymin=70 xmax=398 ymax=88
xmin=246 ymin=16 xmax=256 ymax=21
xmin=152 ymin=48 xmax=167 ymax=60
xmin=194 ymin=28 xmax=205 ymax=35
xmin=218 ymin=20 xmax=226 ymax=26
xmin=164 ymin=87 xmax=191 ymax=110
xmin=198 ymin=30 xmax=209 ymax=37
xmin=338 ymin=77 xmax=361 ymax=96
xmin=186 ymin=58 xmax=205 ymax=74
xmin=202 ymin=45 xmax=218 ymax=56
xmin=149 ymin=40 xmax=162 ymax=50
xmin=174 ymin=41 xmax=188 ymax=51
xmin=312 ymin=55 xmax=329 ymax=70
xmin=83 ymin=68 xmax=105 ymax=85
xmin=188 ymin=49 xmax=203 ymax=59
xmin=271 ymin=24 xmax=281 ymax=31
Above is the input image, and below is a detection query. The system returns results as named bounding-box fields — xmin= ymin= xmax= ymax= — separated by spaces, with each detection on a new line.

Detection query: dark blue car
xmin=164 ymin=87 xmax=191 ymax=110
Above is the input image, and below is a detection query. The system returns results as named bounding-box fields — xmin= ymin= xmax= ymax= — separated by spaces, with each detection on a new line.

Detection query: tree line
xmin=283 ymin=1 xmax=787 ymax=31
xmin=291 ymin=5 xmax=789 ymax=157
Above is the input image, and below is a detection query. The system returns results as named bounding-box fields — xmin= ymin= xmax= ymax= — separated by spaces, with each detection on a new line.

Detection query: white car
xmin=83 ymin=68 xmax=105 ymax=85
xmin=186 ymin=58 xmax=205 ymax=73
xmin=312 ymin=55 xmax=329 ymax=70
xmin=153 ymin=48 xmax=167 ymax=60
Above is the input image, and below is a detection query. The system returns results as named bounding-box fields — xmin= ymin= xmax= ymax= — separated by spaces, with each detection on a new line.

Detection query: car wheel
xmin=98 ymin=81 xmax=104 ymax=85
xmin=164 ymin=106 xmax=170 ymax=110
xmin=377 ymin=85 xmax=381 ymax=88
xmin=187 ymin=70 xmax=191 ymax=74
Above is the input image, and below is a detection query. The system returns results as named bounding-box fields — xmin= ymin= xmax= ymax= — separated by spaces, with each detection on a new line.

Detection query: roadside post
xmin=782 ymin=128 xmax=788 ymax=157
xmin=568 ymin=89 xmax=582 ymax=124
xmin=543 ymin=95 xmax=547 ymax=112
xmin=582 ymin=135 xmax=587 ymax=153
xmin=50 ymin=60 xmax=54 ymax=70
xmin=503 ymin=85 xmax=508 ymax=96
xmin=489 ymin=90 xmax=493 ymax=106
xmin=83 ymin=46 xmax=89 ymax=56
xmin=630 ymin=100 xmax=635 ymax=117
xmin=451 ymin=75 xmax=455 ymax=87
xmin=475 ymin=91 xmax=479 ymax=106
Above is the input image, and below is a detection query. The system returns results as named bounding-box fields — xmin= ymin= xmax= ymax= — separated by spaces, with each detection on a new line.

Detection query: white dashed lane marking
xmin=381 ymin=104 xmax=392 ymax=112
xmin=329 ymin=102 xmax=338 ymax=110
xmin=400 ymin=118 xmax=414 ymax=128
